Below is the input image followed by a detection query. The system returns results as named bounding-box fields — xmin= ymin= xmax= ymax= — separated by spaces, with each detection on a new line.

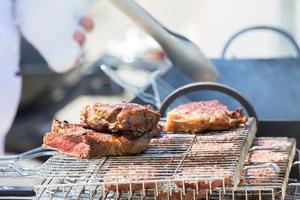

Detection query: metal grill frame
xmin=34 ymin=118 xmax=257 ymax=199
xmin=209 ymin=137 xmax=296 ymax=200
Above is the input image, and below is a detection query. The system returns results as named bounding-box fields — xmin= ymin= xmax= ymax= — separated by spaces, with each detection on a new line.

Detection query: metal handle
xmin=292 ymin=149 xmax=300 ymax=167
xmin=109 ymin=0 xmax=218 ymax=82
xmin=0 ymin=147 xmax=54 ymax=177
xmin=0 ymin=147 xmax=54 ymax=198
xmin=222 ymin=26 xmax=300 ymax=58
xmin=288 ymin=149 xmax=300 ymax=187
xmin=0 ymin=147 xmax=54 ymax=162
xmin=110 ymin=0 xmax=170 ymax=41
xmin=159 ymin=82 xmax=257 ymax=119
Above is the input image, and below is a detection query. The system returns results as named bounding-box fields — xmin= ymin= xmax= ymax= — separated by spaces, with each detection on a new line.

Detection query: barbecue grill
xmin=32 ymin=118 xmax=255 ymax=199
xmin=0 ymin=82 xmax=299 ymax=200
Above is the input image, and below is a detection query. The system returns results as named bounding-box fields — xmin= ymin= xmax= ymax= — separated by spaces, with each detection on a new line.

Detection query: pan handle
xmin=159 ymin=82 xmax=257 ymax=119
xmin=221 ymin=26 xmax=300 ymax=58
xmin=0 ymin=147 xmax=54 ymax=162
xmin=0 ymin=147 xmax=54 ymax=178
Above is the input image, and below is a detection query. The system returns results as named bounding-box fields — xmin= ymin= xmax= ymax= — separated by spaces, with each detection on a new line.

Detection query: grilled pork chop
xmin=81 ymin=102 xmax=160 ymax=136
xmin=165 ymin=100 xmax=247 ymax=133
xmin=43 ymin=120 xmax=151 ymax=159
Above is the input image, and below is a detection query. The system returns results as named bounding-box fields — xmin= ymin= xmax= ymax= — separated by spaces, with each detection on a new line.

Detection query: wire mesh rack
xmin=208 ymin=137 xmax=296 ymax=200
xmin=116 ymin=137 xmax=296 ymax=200
xmin=34 ymin=118 xmax=256 ymax=199
xmin=1 ymin=118 xmax=300 ymax=200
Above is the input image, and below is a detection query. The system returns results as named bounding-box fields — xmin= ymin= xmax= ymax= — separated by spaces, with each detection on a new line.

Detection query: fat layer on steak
xmin=165 ymin=100 xmax=247 ymax=133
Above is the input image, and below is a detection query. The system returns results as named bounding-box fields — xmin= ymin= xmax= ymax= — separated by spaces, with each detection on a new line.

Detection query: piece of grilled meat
xmin=165 ymin=100 xmax=247 ymax=133
xmin=157 ymin=190 xmax=207 ymax=200
xmin=43 ymin=120 xmax=151 ymax=159
xmin=103 ymin=165 xmax=156 ymax=192
xmin=81 ymin=102 xmax=160 ymax=136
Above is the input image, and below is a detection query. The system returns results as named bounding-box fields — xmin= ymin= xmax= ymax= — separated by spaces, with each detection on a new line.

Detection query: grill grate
xmin=34 ymin=118 xmax=256 ymax=199
xmin=122 ymin=137 xmax=296 ymax=200
xmin=209 ymin=137 xmax=296 ymax=200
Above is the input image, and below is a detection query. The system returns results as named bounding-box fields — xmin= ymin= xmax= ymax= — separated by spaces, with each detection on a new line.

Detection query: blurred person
xmin=0 ymin=0 xmax=94 ymax=154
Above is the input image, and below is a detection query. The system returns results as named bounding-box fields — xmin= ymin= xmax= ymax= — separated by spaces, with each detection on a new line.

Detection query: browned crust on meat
xmin=43 ymin=120 xmax=151 ymax=159
xmin=165 ymin=100 xmax=247 ymax=133
xmin=80 ymin=102 xmax=160 ymax=135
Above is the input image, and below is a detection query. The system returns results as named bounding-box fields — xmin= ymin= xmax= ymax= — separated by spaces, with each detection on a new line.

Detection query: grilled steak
xmin=165 ymin=100 xmax=247 ymax=133
xmin=175 ymin=167 xmax=232 ymax=189
xmin=43 ymin=120 xmax=151 ymax=159
xmin=81 ymin=102 xmax=160 ymax=135
xmin=103 ymin=166 xmax=156 ymax=192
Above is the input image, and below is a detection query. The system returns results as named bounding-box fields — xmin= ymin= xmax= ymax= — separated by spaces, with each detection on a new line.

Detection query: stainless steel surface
xmin=109 ymin=0 xmax=218 ymax=82
xmin=34 ymin=118 xmax=256 ymax=199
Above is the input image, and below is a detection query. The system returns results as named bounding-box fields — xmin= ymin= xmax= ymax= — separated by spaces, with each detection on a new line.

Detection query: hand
xmin=74 ymin=16 xmax=94 ymax=65
xmin=74 ymin=16 xmax=94 ymax=44
xmin=16 ymin=0 xmax=95 ymax=72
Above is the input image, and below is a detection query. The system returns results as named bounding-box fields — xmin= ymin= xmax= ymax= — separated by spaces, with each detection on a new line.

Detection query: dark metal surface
xmin=258 ymin=121 xmax=300 ymax=147
xmin=212 ymin=58 xmax=300 ymax=120
xmin=213 ymin=26 xmax=300 ymax=120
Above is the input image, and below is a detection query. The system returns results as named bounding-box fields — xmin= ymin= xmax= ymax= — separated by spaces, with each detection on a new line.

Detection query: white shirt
xmin=0 ymin=0 xmax=21 ymax=154
xmin=0 ymin=0 xmax=90 ymax=154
